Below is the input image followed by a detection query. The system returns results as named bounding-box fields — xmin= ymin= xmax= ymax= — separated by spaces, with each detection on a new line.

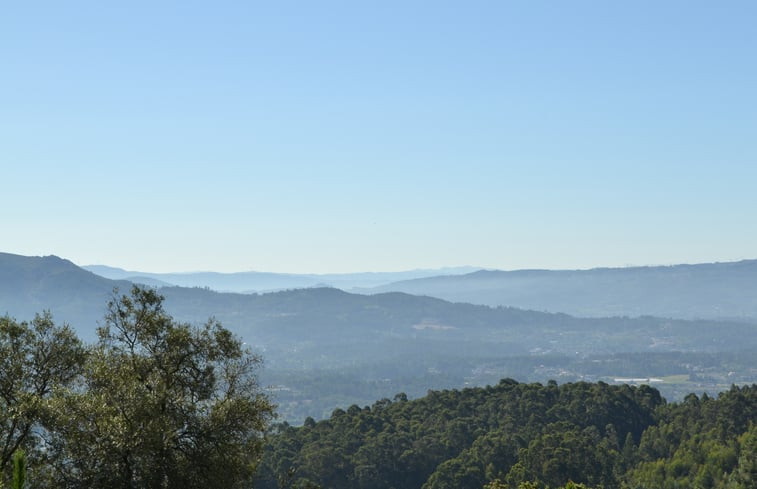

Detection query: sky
xmin=2 ymin=1 xmax=756 ymax=273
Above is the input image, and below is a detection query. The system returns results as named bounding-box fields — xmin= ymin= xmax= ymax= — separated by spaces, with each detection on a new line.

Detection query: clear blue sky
xmin=2 ymin=1 xmax=756 ymax=273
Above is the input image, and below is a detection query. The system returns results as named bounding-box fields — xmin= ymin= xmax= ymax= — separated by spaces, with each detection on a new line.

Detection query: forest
xmin=257 ymin=380 xmax=757 ymax=489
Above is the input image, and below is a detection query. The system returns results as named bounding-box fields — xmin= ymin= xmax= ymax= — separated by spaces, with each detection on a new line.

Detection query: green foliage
xmin=40 ymin=286 xmax=275 ymax=488
xmin=0 ymin=312 xmax=85 ymax=479
xmin=258 ymin=380 xmax=668 ymax=489
xmin=11 ymin=451 xmax=24 ymax=489
xmin=0 ymin=286 xmax=274 ymax=489
xmin=484 ymin=480 xmax=593 ymax=489
xmin=627 ymin=386 xmax=757 ymax=489
xmin=258 ymin=381 xmax=757 ymax=489
xmin=726 ymin=424 xmax=757 ymax=488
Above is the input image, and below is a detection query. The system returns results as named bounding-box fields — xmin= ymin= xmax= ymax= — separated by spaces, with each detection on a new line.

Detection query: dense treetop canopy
xmin=258 ymin=380 xmax=757 ymax=489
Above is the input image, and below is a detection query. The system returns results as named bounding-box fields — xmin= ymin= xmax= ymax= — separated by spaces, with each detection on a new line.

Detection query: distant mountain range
xmin=359 ymin=260 xmax=757 ymax=321
xmin=82 ymin=264 xmax=479 ymax=292
xmin=2 ymin=251 xmax=755 ymax=356
xmin=84 ymin=259 xmax=757 ymax=321
xmin=3 ymin=252 xmax=757 ymax=421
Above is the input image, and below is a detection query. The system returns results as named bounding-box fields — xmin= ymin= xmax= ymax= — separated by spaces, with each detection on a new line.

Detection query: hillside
xmin=362 ymin=260 xmax=757 ymax=320
xmin=157 ymin=285 xmax=757 ymax=365
xmin=0 ymin=252 xmax=132 ymax=337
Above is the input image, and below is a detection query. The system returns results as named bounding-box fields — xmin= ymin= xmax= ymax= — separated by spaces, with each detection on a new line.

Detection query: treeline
xmin=257 ymin=380 xmax=757 ymax=489
xmin=0 ymin=286 xmax=273 ymax=489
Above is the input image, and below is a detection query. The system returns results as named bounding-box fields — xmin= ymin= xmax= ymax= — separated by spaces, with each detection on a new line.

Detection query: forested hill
xmin=362 ymin=260 xmax=757 ymax=320
xmin=257 ymin=380 xmax=757 ymax=489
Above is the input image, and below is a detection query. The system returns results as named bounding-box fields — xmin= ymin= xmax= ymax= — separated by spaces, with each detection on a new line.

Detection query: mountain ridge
xmin=360 ymin=259 xmax=757 ymax=320
xmin=82 ymin=263 xmax=480 ymax=292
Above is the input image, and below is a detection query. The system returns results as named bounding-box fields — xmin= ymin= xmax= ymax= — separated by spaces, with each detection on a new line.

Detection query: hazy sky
xmin=2 ymin=2 xmax=756 ymax=273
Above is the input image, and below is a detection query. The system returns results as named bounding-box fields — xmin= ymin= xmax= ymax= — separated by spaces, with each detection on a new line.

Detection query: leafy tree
xmin=482 ymin=479 xmax=508 ymax=489
xmin=0 ymin=313 xmax=85 ymax=477
xmin=518 ymin=422 xmax=612 ymax=488
xmin=12 ymin=451 xmax=25 ymax=489
xmin=726 ymin=424 xmax=757 ymax=488
xmin=43 ymin=286 xmax=274 ymax=489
